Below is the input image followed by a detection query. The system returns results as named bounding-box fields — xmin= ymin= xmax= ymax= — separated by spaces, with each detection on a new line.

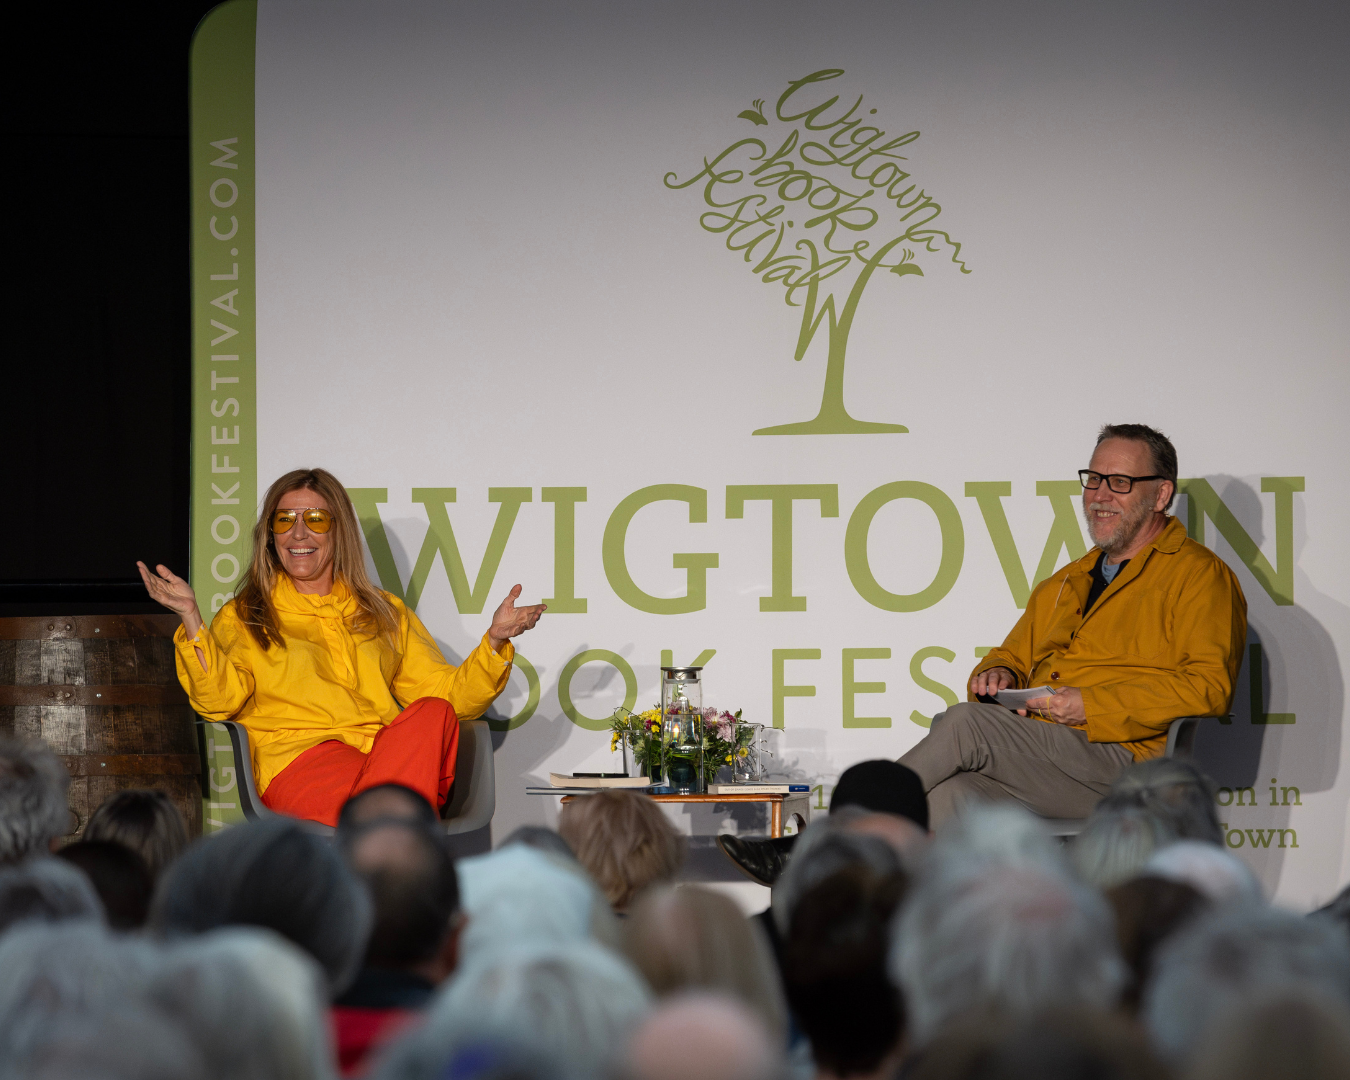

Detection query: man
xmin=900 ymin=423 xmax=1246 ymax=825
xmin=334 ymin=818 xmax=464 ymax=1075
xmin=0 ymin=737 xmax=72 ymax=864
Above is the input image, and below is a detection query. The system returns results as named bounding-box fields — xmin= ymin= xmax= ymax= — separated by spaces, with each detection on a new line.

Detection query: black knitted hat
xmin=829 ymin=760 xmax=929 ymax=831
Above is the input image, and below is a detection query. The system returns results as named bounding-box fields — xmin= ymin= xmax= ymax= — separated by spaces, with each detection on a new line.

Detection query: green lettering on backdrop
xmin=773 ymin=649 xmax=820 ymax=728
xmin=346 ymin=488 xmax=532 ymax=611
xmin=558 ymin=650 xmax=638 ymax=730
xmin=602 ymin=486 xmax=719 ymax=614
xmin=726 ymin=485 xmax=839 ymax=610
xmin=909 ymin=646 xmax=959 ymax=728
xmin=660 ymin=650 xmax=718 ymax=671
xmin=1179 ymin=477 xmax=1304 ymax=606
xmin=964 ymin=481 xmax=1087 ymax=607
xmin=407 ymin=488 xmax=532 ymax=613
xmin=844 ymin=482 xmax=964 ymax=611
xmin=485 ymin=653 xmax=542 ymax=731
xmin=1249 ymin=643 xmax=1295 ymax=725
xmin=541 ymin=488 xmax=588 ymax=613
xmin=664 ymin=67 xmax=971 ymax=436
xmin=842 ymin=648 xmax=890 ymax=728
xmin=190 ymin=0 xmax=256 ymax=835
xmin=190 ymin=0 xmax=256 ymax=625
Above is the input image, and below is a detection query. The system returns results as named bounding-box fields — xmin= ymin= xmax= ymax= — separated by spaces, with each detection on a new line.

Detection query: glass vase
xmin=660 ymin=666 xmax=704 ymax=794
xmin=730 ymin=723 xmax=767 ymax=783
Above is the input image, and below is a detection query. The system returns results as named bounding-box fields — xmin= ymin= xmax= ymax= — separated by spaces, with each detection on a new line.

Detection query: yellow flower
xmin=724 ymin=754 xmax=733 ymax=763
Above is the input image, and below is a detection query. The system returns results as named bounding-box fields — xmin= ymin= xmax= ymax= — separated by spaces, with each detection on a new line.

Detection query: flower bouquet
xmin=610 ymin=706 xmax=766 ymax=787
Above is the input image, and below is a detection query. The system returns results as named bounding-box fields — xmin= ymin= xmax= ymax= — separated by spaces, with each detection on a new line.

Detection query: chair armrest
xmin=444 ymin=719 xmax=496 ymax=835
xmin=1164 ymin=717 xmax=1202 ymax=759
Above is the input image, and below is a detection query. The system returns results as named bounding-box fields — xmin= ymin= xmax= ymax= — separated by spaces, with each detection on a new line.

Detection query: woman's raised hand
xmin=137 ymin=562 xmax=204 ymax=637
xmin=487 ymin=584 xmax=547 ymax=653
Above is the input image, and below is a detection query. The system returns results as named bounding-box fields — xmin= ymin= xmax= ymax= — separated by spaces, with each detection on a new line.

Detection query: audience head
xmin=1109 ymin=758 xmax=1223 ymax=845
xmin=456 ymin=844 xmax=617 ymax=968
xmin=1105 ymin=874 xmax=1209 ymax=1012
xmin=892 ymin=806 xmax=1124 ymax=1045
xmin=556 ymin=791 xmax=685 ymax=911
xmin=1188 ymin=987 xmax=1350 ymax=1080
xmin=337 ymin=783 xmax=438 ymax=840
xmin=0 ymin=856 xmax=104 ymax=934
xmin=1071 ymin=796 xmax=1177 ymax=889
xmin=82 ymin=788 xmax=190 ymax=881
xmin=1144 ymin=904 xmax=1350 ymax=1063
xmin=0 ymin=737 xmax=71 ymax=864
xmin=500 ymin=825 xmax=576 ymax=863
xmin=620 ymin=993 xmax=784 ymax=1080
xmin=343 ymin=819 xmax=462 ymax=980
xmin=149 ymin=816 xmax=373 ymax=996
xmin=622 ymin=885 xmax=786 ymax=1041
xmin=1144 ymin=840 xmax=1262 ymax=904
xmin=0 ymin=921 xmax=160 ymax=1065
xmin=771 ymin=815 xmax=903 ymax=935
xmin=783 ymin=862 xmax=907 ymax=1077
xmin=907 ymin=1007 xmax=1167 ymax=1080
xmin=148 ymin=927 xmax=334 ymax=1080
xmin=1314 ymin=879 xmax=1350 ymax=933
xmin=55 ymin=840 xmax=153 ymax=930
xmin=830 ymin=760 xmax=930 ymax=830
xmin=378 ymin=942 xmax=651 ymax=1080
xmin=19 ymin=1005 xmax=207 ymax=1080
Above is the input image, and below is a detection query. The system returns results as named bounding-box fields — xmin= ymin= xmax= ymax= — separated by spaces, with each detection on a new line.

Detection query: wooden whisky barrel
xmin=0 ymin=615 xmax=202 ymax=840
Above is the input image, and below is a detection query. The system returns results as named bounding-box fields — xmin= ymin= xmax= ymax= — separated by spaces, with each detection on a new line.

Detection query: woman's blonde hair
xmin=233 ymin=467 xmax=399 ymax=650
xmin=557 ymin=790 xmax=685 ymax=911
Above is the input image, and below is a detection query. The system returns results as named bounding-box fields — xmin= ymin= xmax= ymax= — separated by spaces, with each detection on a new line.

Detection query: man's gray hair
xmin=0 ymin=855 xmax=104 ymax=933
xmin=771 ymin=808 xmax=902 ymax=935
xmin=1143 ymin=904 xmax=1350 ymax=1063
xmin=890 ymin=806 xmax=1125 ymax=1044
xmin=0 ymin=921 xmax=160 ymax=1065
xmin=1145 ymin=841 xmax=1262 ymax=904
xmin=1108 ymin=758 xmax=1222 ymax=845
xmin=374 ymin=942 xmax=651 ymax=1080
xmin=1071 ymin=798 xmax=1177 ymax=889
xmin=148 ymin=928 xmax=334 ymax=1080
xmin=17 ymin=1005 xmax=207 ymax=1080
xmin=0 ymin=738 xmax=71 ymax=864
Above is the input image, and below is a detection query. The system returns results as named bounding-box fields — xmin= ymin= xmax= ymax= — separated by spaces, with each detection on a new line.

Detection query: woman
xmin=138 ymin=467 xmax=543 ymax=826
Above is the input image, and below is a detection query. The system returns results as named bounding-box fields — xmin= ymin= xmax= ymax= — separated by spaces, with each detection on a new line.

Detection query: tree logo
xmin=666 ymin=68 xmax=970 ymax=436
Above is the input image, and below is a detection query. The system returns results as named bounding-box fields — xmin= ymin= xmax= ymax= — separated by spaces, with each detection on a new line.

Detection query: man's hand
xmin=1020 ymin=687 xmax=1086 ymax=725
xmin=488 ymin=585 xmax=546 ymax=653
xmin=970 ymin=667 xmax=1016 ymax=698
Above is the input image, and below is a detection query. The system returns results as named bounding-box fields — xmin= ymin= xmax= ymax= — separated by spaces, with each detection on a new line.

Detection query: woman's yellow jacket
xmin=970 ymin=517 xmax=1247 ymax=761
xmin=174 ymin=575 xmax=512 ymax=793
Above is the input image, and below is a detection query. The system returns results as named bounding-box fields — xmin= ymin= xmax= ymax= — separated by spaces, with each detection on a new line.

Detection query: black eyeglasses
xmin=1079 ymin=470 xmax=1165 ymax=495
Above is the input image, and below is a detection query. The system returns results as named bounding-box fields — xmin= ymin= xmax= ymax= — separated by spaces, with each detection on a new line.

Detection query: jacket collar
xmin=1068 ymin=515 xmax=1184 ymax=617
xmin=272 ymin=573 xmax=355 ymax=618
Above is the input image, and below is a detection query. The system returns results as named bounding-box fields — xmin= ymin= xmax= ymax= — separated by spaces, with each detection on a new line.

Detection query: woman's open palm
xmin=136 ymin=561 xmax=200 ymax=619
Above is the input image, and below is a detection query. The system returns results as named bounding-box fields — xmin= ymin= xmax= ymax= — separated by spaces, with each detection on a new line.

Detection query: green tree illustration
xmin=666 ymin=68 xmax=970 ymax=435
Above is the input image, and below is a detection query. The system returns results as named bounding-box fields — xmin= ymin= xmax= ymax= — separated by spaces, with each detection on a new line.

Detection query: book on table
xmin=547 ymin=773 xmax=653 ymax=789
xmin=706 ymin=783 xmax=811 ymax=795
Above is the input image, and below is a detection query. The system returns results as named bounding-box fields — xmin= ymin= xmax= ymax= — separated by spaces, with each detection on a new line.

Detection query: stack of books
xmin=706 ymin=782 xmax=811 ymax=795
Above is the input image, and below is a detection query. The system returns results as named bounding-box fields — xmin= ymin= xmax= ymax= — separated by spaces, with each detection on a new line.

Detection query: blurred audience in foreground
xmin=0 ymin=744 xmax=1348 ymax=1080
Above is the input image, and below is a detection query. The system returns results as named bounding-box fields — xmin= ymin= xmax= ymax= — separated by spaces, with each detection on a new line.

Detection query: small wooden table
xmin=527 ymin=788 xmax=812 ymax=838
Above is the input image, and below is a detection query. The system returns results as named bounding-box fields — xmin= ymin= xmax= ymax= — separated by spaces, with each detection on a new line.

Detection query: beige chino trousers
xmin=898 ymin=702 xmax=1134 ymax=826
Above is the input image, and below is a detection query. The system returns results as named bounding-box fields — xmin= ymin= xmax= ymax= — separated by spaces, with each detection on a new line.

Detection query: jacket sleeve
xmin=965 ymin=572 xmax=1070 ymax=697
xmin=172 ymin=609 xmax=257 ymax=720
xmin=390 ymin=606 xmax=514 ymax=721
xmin=1082 ymin=559 xmax=1247 ymax=743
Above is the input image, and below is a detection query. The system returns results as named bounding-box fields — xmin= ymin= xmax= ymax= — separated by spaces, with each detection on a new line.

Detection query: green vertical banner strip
xmin=190 ymin=1 xmax=257 ymax=626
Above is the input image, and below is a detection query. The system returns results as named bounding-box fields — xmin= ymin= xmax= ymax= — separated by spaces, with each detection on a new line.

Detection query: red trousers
xmin=261 ymin=697 xmax=459 ymax=827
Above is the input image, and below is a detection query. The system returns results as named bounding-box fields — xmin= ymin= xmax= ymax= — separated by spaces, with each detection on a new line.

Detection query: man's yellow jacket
xmin=970 ymin=516 xmax=1247 ymax=761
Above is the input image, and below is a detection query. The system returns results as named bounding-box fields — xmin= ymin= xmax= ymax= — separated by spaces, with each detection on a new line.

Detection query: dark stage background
xmin=2 ymin=2 xmax=220 ymax=615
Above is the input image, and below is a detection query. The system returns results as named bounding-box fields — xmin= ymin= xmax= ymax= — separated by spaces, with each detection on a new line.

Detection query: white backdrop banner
xmin=190 ymin=0 xmax=1350 ymax=907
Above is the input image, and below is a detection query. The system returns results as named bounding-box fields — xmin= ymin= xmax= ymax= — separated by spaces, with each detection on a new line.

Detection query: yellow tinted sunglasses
xmin=271 ymin=507 xmax=333 ymax=534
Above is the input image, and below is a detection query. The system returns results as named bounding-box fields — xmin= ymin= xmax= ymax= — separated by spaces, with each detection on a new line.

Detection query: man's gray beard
xmin=1084 ymin=498 xmax=1153 ymax=556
